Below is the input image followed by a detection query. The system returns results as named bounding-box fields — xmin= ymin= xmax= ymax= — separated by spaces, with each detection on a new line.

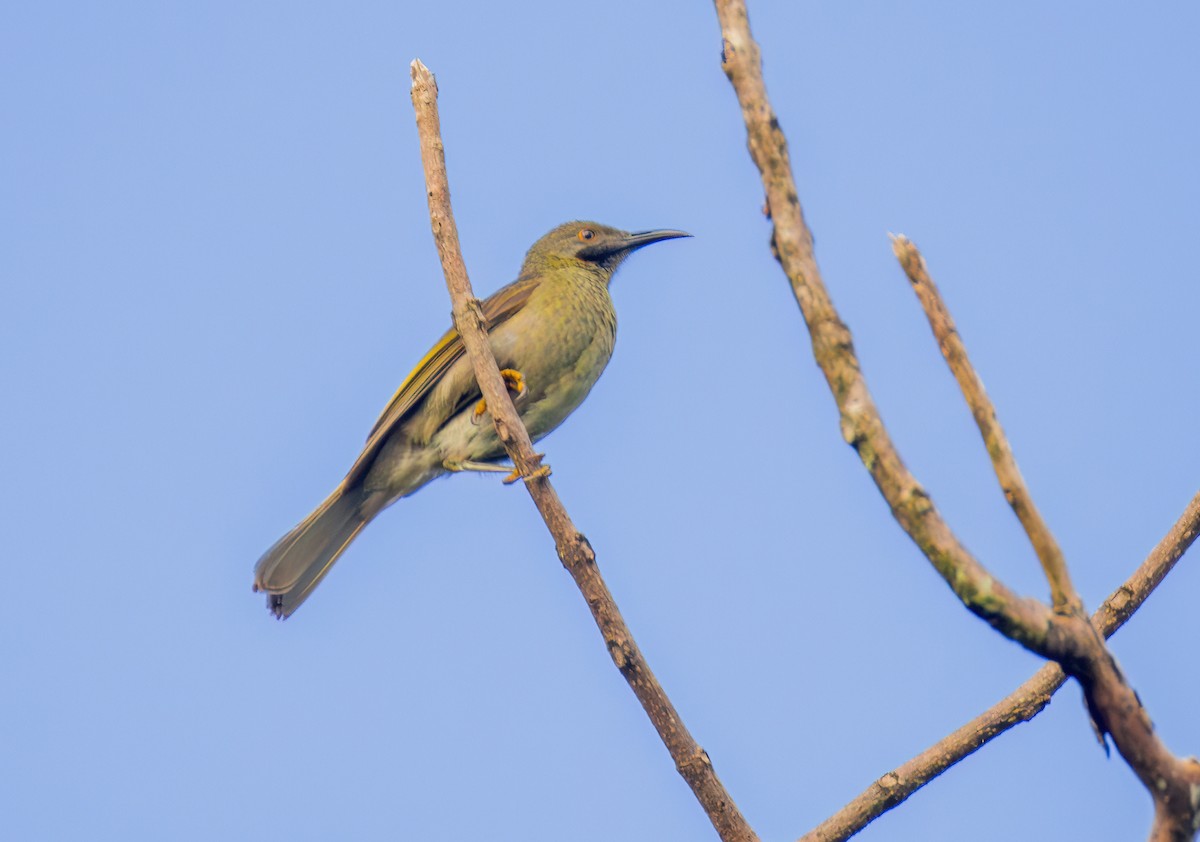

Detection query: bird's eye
xmin=577 ymin=228 xmax=595 ymax=241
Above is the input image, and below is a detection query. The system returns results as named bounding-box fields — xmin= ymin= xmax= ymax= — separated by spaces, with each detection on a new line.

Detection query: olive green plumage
xmin=254 ymin=221 xmax=689 ymax=618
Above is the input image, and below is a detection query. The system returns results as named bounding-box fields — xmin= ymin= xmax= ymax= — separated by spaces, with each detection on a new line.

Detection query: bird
xmin=253 ymin=221 xmax=690 ymax=618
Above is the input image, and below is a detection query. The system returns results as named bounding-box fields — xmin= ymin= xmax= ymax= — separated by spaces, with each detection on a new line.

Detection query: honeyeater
xmin=253 ymin=221 xmax=689 ymax=618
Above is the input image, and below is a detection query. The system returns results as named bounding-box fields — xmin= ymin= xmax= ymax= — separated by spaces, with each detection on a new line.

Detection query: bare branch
xmin=409 ymin=60 xmax=543 ymax=482
xmin=1093 ymin=493 xmax=1200 ymax=636
xmin=712 ymin=0 xmax=1052 ymax=654
xmin=803 ymin=491 xmax=1200 ymax=842
xmin=409 ymin=59 xmax=759 ymax=842
xmin=885 ymin=236 xmax=1200 ymax=839
xmin=891 ymin=235 xmax=1081 ymax=613
xmin=712 ymin=2 xmax=1200 ymax=836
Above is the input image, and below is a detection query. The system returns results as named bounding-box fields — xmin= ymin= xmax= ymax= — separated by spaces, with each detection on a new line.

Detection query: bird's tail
xmin=253 ymin=483 xmax=376 ymax=619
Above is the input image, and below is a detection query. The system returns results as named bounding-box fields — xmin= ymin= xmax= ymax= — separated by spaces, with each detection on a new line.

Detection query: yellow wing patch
xmin=341 ymin=275 xmax=541 ymax=487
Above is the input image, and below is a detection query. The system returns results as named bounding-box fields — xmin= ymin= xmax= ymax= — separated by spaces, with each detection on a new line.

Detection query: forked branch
xmin=803 ymin=491 xmax=1200 ymax=841
xmin=712 ymin=2 xmax=1200 ymax=838
xmin=889 ymin=236 xmax=1200 ymax=840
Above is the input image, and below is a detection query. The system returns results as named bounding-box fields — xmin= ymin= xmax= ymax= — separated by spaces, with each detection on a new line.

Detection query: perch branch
xmin=409 ymin=59 xmax=759 ymax=842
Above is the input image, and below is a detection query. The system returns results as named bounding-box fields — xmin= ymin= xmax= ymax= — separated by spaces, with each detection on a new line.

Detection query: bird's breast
xmin=491 ymin=275 xmax=617 ymax=440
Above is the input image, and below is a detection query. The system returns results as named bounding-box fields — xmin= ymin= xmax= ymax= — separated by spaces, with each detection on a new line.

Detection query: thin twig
xmin=712 ymin=2 xmax=1200 ymax=837
xmin=409 ymin=59 xmax=759 ymax=842
xmin=891 ymin=235 xmax=1081 ymax=614
xmin=802 ymin=491 xmax=1200 ymax=842
xmin=888 ymin=235 xmax=1200 ymax=838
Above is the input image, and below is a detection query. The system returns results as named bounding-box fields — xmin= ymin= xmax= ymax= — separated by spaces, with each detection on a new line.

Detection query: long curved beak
xmin=624 ymin=229 xmax=692 ymax=250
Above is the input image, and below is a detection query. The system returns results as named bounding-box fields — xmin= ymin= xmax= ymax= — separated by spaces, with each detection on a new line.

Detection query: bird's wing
xmin=342 ymin=275 xmax=540 ymax=487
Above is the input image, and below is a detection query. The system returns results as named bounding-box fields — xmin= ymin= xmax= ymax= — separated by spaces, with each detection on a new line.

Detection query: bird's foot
xmin=470 ymin=369 xmax=527 ymax=425
xmin=503 ymin=457 xmax=551 ymax=485
xmin=443 ymin=454 xmax=551 ymax=484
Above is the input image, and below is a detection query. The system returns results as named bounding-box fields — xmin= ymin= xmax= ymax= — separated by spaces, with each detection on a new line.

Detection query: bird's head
xmin=523 ymin=221 xmax=691 ymax=278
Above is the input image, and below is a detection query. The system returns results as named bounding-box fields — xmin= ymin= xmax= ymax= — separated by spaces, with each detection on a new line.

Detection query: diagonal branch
xmin=409 ymin=59 xmax=759 ymax=842
xmin=891 ymin=235 xmax=1081 ymax=614
xmin=712 ymin=2 xmax=1200 ymax=838
xmin=802 ymin=491 xmax=1200 ymax=842
xmin=712 ymin=0 xmax=1052 ymax=656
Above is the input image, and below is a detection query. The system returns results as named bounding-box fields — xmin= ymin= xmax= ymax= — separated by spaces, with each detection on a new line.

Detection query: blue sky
xmin=3 ymin=2 xmax=1198 ymax=840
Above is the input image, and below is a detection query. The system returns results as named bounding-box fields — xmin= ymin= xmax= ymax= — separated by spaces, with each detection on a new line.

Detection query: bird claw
xmin=443 ymin=453 xmax=550 ymax=484
xmin=502 ymin=459 xmax=551 ymax=485
xmin=471 ymin=369 xmax=528 ymax=425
